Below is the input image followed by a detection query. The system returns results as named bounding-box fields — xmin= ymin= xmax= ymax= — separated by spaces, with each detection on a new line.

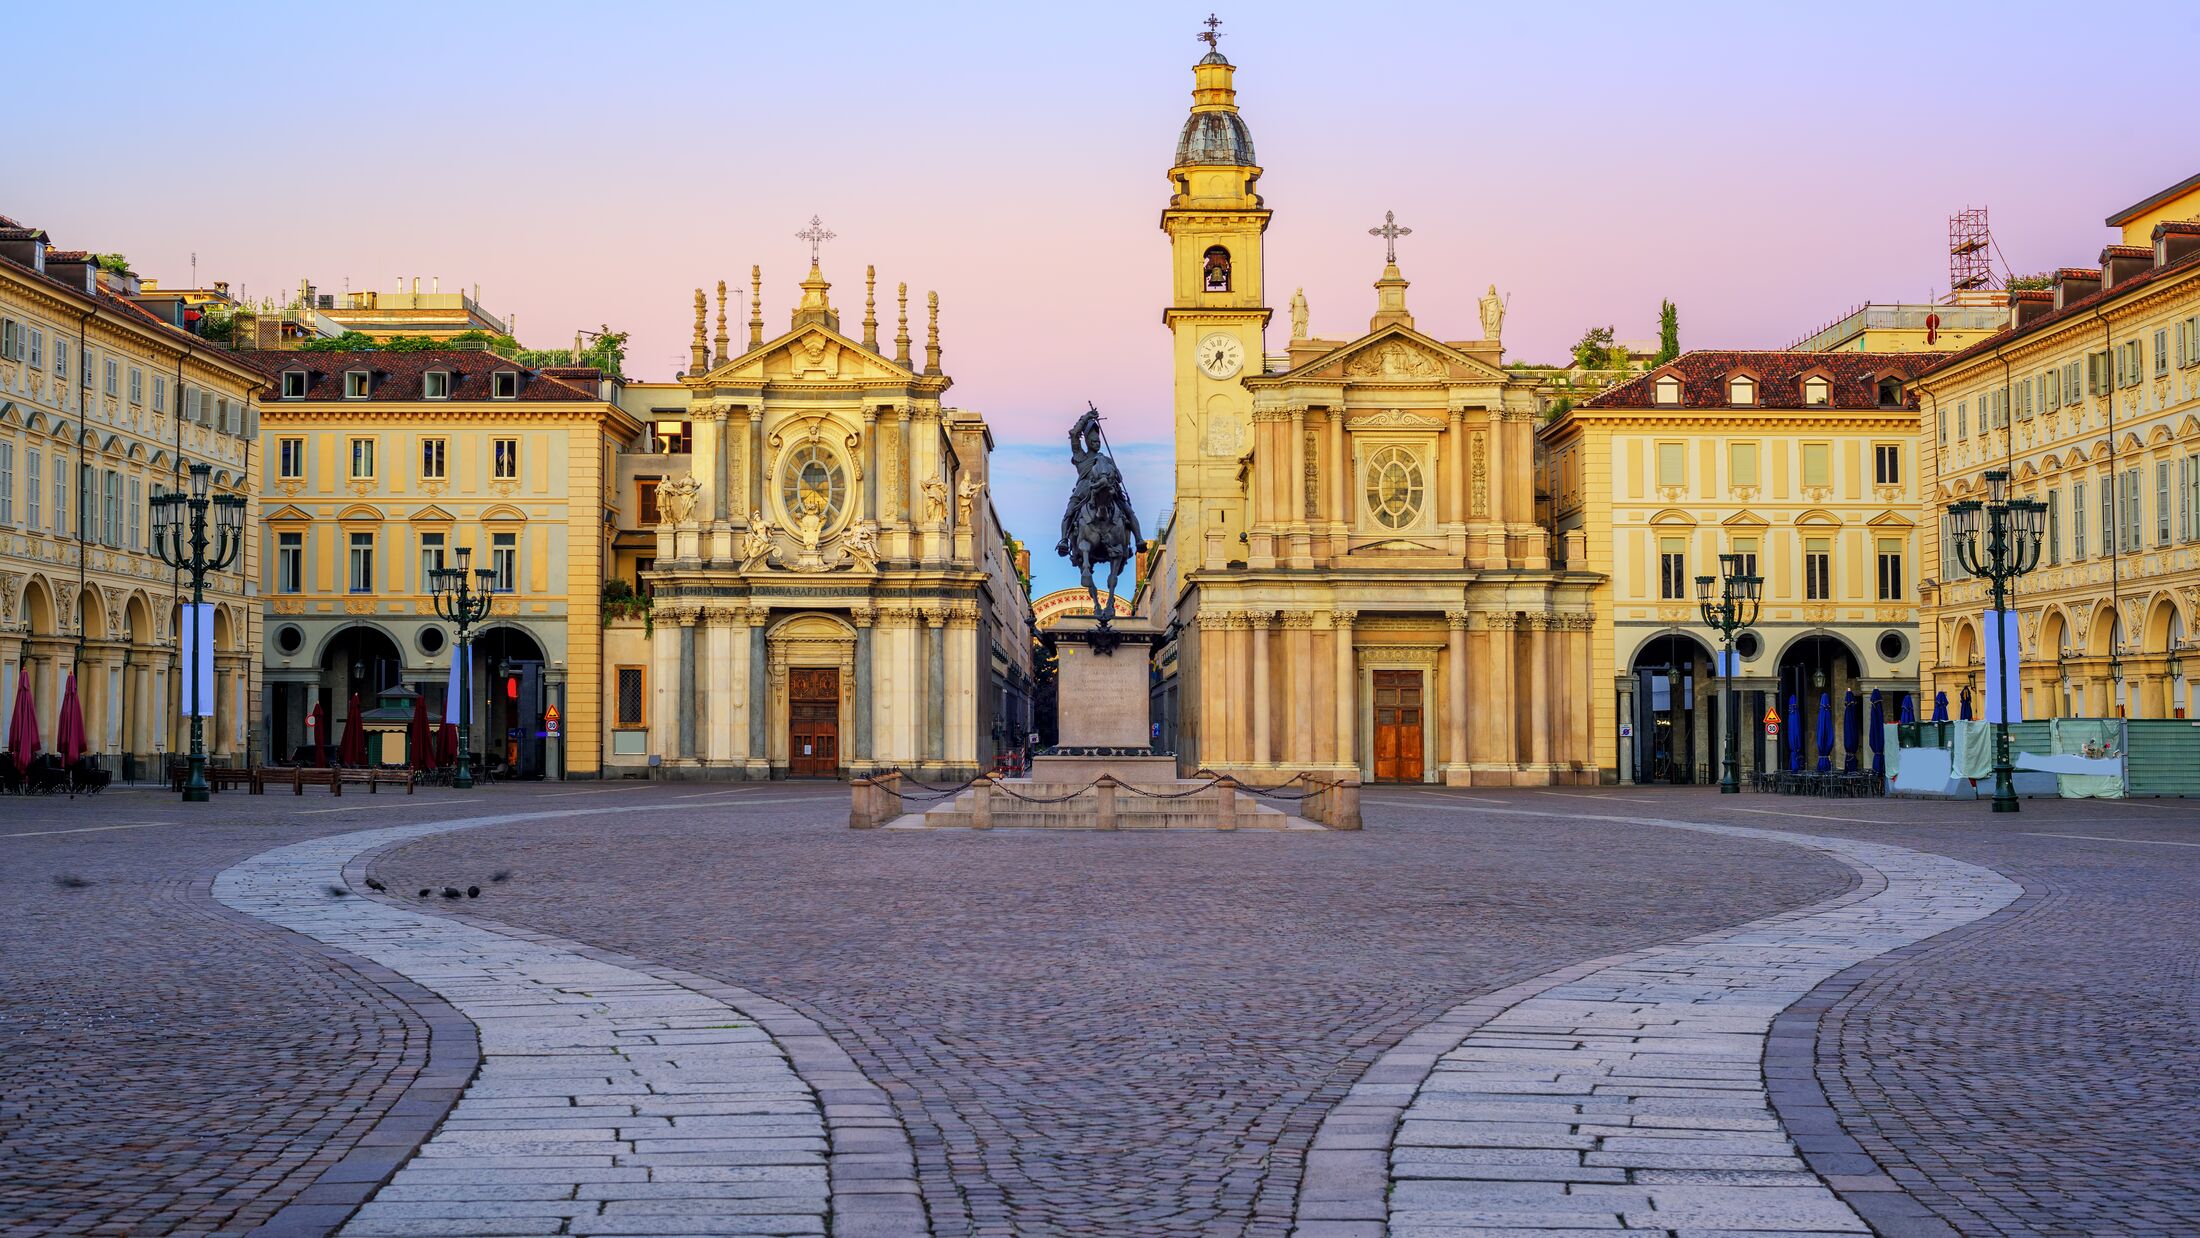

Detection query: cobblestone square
xmin=2 ymin=783 xmax=2196 ymax=1237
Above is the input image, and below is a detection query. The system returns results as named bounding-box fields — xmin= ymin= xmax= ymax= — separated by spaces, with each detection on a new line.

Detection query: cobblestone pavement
xmin=371 ymin=785 xmax=1854 ymax=1237
xmin=1297 ymin=798 xmax=2019 ymax=1237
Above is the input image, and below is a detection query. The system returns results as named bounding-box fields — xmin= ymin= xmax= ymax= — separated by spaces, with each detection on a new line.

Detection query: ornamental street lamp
xmin=150 ymin=462 xmax=246 ymax=803
xmin=1695 ymin=552 xmax=1763 ymax=794
xmin=432 ymin=547 xmax=497 ymax=789
xmin=1946 ymin=468 xmax=2047 ymax=813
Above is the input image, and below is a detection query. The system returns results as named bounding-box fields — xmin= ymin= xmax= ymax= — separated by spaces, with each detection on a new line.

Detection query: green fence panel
xmin=2127 ymin=720 xmax=2200 ymax=797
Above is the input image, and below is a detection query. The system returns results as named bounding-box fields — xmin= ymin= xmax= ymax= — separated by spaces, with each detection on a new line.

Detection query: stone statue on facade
xmin=921 ymin=476 xmax=949 ymax=527
xmin=741 ymin=509 xmax=781 ymax=569
xmin=792 ymin=493 xmax=828 ymax=571
xmin=1290 ymin=288 xmax=1309 ymax=340
xmin=1479 ymin=283 xmax=1505 ymax=343
xmin=1056 ymin=403 xmax=1142 ymax=640
xmin=956 ymin=475 xmax=982 ymax=526
xmin=841 ymin=519 xmax=881 ymax=571
xmin=658 ymin=474 xmax=702 ymax=526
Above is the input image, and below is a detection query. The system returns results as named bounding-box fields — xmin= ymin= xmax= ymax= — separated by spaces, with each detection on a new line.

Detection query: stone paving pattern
xmin=371 ymin=786 xmax=1854 ymax=1236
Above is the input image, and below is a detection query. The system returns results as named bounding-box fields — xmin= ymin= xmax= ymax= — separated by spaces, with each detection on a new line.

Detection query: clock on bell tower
xmin=1161 ymin=18 xmax=1270 ymax=572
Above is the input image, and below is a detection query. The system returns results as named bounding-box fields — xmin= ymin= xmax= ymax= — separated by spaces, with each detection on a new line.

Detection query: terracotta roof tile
xmin=1919 ymin=244 xmax=2200 ymax=377
xmin=241 ymin=350 xmax=600 ymax=403
xmin=1582 ymin=350 xmax=1937 ymax=411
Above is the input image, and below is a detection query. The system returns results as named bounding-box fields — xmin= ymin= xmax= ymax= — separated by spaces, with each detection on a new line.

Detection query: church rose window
xmin=781 ymin=442 xmax=849 ymax=531
xmin=1364 ymin=445 xmax=1424 ymax=530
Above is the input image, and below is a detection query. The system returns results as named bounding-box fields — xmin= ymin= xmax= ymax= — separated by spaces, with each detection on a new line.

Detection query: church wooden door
xmin=788 ymin=668 xmax=841 ymax=779
xmin=1371 ymin=670 xmax=1425 ymax=783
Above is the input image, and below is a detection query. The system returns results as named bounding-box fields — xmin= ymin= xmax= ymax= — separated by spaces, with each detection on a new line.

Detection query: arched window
xmin=1654 ymin=376 xmax=1682 ymax=406
xmin=1202 ymin=245 xmax=1232 ymax=293
xmin=1803 ymin=376 xmax=1830 ymax=405
xmin=1728 ymin=375 xmax=1756 ymax=406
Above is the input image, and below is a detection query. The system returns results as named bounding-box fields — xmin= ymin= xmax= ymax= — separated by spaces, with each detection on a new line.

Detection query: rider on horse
xmin=1056 ymin=405 xmax=1141 ymax=624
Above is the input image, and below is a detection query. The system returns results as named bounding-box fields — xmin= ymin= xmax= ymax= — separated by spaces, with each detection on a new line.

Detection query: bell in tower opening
xmin=1203 ymin=245 xmax=1232 ymax=291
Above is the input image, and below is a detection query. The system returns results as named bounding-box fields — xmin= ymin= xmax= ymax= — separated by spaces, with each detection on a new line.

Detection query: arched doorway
xmin=1775 ymin=635 xmax=1862 ymax=772
xmin=474 ymin=625 xmax=548 ymax=779
xmin=1630 ymin=633 xmax=1714 ymax=785
xmin=319 ymin=625 xmax=404 ymax=762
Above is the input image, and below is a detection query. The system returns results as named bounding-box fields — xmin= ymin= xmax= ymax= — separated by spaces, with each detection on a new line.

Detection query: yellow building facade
xmin=1156 ymin=45 xmax=1602 ymax=785
xmin=1916 ymin=174 xmax=2200 ymax=720
xmin=0 ymin=219 xmax=263 ymax=778
xmin=607 ymin=262 xmax=1031 ymax=781
xmin=1544 ymin=352 xmax=1939 ymax=783
xmin=248 ymin=350 xmax=638 ymax=776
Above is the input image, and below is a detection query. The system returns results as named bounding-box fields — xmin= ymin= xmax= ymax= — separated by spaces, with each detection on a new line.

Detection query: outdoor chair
xmin=67 ymin=758 xmax=111 ymax=794
xmin=0 ymin=760 xmax=21 ymax=795
xmin=26 ymin=754 xmax=68 ymax=794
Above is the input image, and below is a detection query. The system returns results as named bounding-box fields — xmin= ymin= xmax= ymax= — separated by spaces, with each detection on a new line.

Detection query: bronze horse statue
xmin=1056 ymin=404 xmax=1141 ymax=631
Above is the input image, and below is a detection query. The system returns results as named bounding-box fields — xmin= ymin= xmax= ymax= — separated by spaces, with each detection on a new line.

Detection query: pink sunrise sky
xmin=15 ymin=0 xmax=2195 ymax=593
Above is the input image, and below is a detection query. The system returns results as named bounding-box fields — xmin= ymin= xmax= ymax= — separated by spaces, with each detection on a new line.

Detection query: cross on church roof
xmin=795 ymin=214 xmax=837 ymax=266
xmin=1368 ymin=210 xmax=1412 ymax=265
xmin=1199 ymin=13 xmax=1223 ymax=50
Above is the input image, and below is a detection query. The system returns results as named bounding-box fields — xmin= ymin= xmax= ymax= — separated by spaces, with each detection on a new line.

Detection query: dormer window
xmin=490 ymin=370 xmax=519 ymax=399
xmin=424 ymin=370 xmax=451 ymax=400
xmin=1728 ymin=375 xmax=1756 ymax=406
xmin=1876 ymin=377 xmax=1903 ymax=406
xmin=1803 ymin=376 xmax=1830 ymax=406
xmin=1654 ymin=375 xmax=1682 ymax=405
xmin=281 ymin=370 xmax=308 ymax=399
xmin=343 ymin=370 xmax=370 ymax=399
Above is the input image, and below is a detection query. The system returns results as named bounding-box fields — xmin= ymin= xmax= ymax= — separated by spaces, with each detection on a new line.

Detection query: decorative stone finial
xmin=924 ymin=290 xmax=941 ymax=375
xmin=863 ymin=265 xmax=879 ymax=351
xmin=713 ymin=279 xmax=730 ymax=365
xmin=895 ymin=282 xmax=912 ymax=367
xmin=748 ymin=265 xmax=764 ymax=348
xmin=690 ymin=288 xmax=708 ymax=374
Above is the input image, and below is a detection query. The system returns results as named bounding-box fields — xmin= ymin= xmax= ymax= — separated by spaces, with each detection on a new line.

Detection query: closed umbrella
xmin=1959 ymin=686 xmax=1974 ymax=721
xmin=1869 ymin=689 xmax=1887 ymax=775
xmin=1841 ymin=690 xmax=1862 ymax=772
xmin=56 ymin=672 xmax=87 ymax=768
xmin=1786 ymin=692 xmax=1802 ymax=772
xmin=1815 ymin=694 xmax=1834 ymax=773
xmin=409 ymin=689 xmax=437 ymax=773
xmin=1899 ymin=694 xmax=1917 ymax=724
xmin=305 ymin=699 xmax=327 ymax=768
xmin=439 ymin=713 xmax=459 ymax=768
xmin=8 ymin=672 xmax=41 ymax=773
xmin=1931 ymin=691 xmax=1948 ymax=722
xmin=338 ymin=692 xmax=366 ymax=766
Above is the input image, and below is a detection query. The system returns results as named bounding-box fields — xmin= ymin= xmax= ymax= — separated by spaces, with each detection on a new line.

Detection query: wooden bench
xmin=272 ymin=767 xmax=343 ymax=796
xmin=338 ymin=768 xmax=415 ymax=795
xmin=207 ymin=767 xmax=258 ymax=794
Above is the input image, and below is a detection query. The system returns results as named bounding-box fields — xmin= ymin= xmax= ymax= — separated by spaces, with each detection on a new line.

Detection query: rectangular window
xmin=349 ymin=437 xmax=375 ymax=479
xmin=1801 ymin=442 xmax=1832 ymax=488
xmin=2158 ymin=460 xmax=2173 ymax=546
xmin=491 ymin=531 xmax=517 ymax=592
xmin=104 ymin=471 xmax=121 ymax=546
xmin=2047 ymin=490 xmax=2060 ymax=565
xmin=103 ymin=358 xmax=118 ymax=396
xmin=491 ymin=370 xmax=519 ymax=399
xmin=278 ymin=531 xmax=303 ymax=594
xmin=52 ymin=337 xmax=64 ymax=377
xmin=419 ymin=531 xmax=446 ymax=588
xmin=654 ymin=421 xmax=692 ymax=454
xmin=0 ymin=440 xmax=12 ymax=526
xmin=1804 ymin=537 xmax=1832 ymax=600
xmin=1875 ymin=537 xmax=1904 ymax=601
xmin=420 ymin=437 xmax=447 ymax=480
xmin=152 ymin=375 xmax=165 ymax=410
xmin=1657 ymin=536 xmax=1686 ymax=599
xmin=2123 ymin=467 xmax=2142 ymax=552
xmin=424 ymin=370 xmax=451 ymax=399
xmin=0 ymin=318 xmax=19 ymax=361
xmin=2073 ymin=481 xmax=2087 ymax=560
xmin=2156 ymin=328 xmax=2171 ymax=377
xmin=76 ymin=464 xmax=94 ymax=541
xmin=282 ymin=370 xmax=308 ymax=399
xmin=2101 ymin=476 xmax=2116 ymax=556
xmin=25 ymin=450 xmax=39 ymax=528
xmin=1937 ymin=407 xmax=1947 ymax=445
xmin=1727 ymin=442 xmax=1759 ymax=487
xmin=27 ymin=327 xmax=41 ymax=369
xmin=52 ymin=455 xmax=66 ymax=536
xmin=1729 ymin=536 xmax=1758 ymax=581
xmin=348 ymin=531 xmax=376 ymax=593
xmin=278 ymin=437 xmax=305 ymax=479
xmin=127 ymin=476 xmax=140 ymax=550
xmin=1957 ymin=400 xmax=1968 ymax=438
xmin=128 ymin=368 xmax=143 ymax=405
xmin=637 ymin=477 xmax=662 ymax=526
xmin=1873 ymin=444 xmax=1901 ymax=486
xmin=344 ymin=370 xmax=370 ymax=399
xmin=615 ymin=666 xmax=646 ymax=729
xmin=2186 ymin=453 xmax=2200 ymax=542
xmin=492 ymin=438 xmax=519 ymax=480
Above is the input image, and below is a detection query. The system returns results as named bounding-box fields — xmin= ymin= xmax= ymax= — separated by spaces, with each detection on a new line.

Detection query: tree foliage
xmin=1656 ymin=300 xmax=1680 ymax=365
xmin=2005 ymin=272 xmax=2053 ymax=291
xmin=297 ymin=330 xmax=380 ymax=352
xmin=1570 ymin=325 xmax=1619 ymax=371
xmin=378 ymin=335 xmax=441 ymax=353
xmin=95 ymin=253 xmax=131 ymax=275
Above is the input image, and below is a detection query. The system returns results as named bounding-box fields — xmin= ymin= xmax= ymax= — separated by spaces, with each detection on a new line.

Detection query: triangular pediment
xmin=1865 ymin=509 xmax=1915 ymax=529
xmin=1265 ymin=323 xmax=1508 ymax=385
xmin=1721 ymin=510 xmax=1770 ymax=528
xmin=408 ymin=504 xmax=457 ymax=523
xmin=700 ymin=322 xmax=917 ymax=386
xmin=264 ymin=504 xmax=314 ymax=523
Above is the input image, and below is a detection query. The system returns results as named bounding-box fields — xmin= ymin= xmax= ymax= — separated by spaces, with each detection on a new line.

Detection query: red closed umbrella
xmin=438 ymin=714 xmax=459 ymax=768
xmin=338 ymin=692 xmax=367 ymax=766
xmin=6 ymin=673 xmax=38 ymax=773
xmin=409 ymin=689 xmax=437 ymax=773
xmin=56 ymin=673 xmax=87 ymax=768
xmin=305 ymin=700 xmax=327 ymax=768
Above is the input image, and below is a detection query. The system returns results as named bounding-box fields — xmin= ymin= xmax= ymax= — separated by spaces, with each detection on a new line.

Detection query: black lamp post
xmin=1946 ymin=468 xmax=2046 ymax=813
xmin=1695 ymin=551 xmax=1763 ymax=795
xmin=432 ymin=547 xmax=496 ymax=789
xmin=150 ymin=462 xmax=245 ymax=803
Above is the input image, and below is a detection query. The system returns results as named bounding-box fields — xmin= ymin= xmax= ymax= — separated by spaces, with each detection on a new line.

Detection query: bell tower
xmin=1162 ymin=17 xmax=1270 ymax=573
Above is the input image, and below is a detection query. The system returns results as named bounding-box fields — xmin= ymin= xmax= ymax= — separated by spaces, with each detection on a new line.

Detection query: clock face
xmin=1196 ymin=332 xmax=1245 ymax=379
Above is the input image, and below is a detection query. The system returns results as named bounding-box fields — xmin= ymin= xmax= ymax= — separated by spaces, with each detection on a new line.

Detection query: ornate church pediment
xmin=1348 ymin=407 xmax=1448 ymax=429
xmin=704 ymin=324 xmax=912 ymax=386
xmin=1278 ymin=324 xmax=1506 ymax=385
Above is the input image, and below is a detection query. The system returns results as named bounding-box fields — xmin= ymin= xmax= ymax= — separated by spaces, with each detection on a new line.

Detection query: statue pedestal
xmin=1050 ymin=618 xmax=1159 ymax=750
xmin=707 ymin=524 xmax=734 ymax=565
xmin=673 ymin=523 xmax=703 ymax=561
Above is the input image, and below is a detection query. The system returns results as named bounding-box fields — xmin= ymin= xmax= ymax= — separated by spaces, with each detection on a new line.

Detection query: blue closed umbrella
xmin=1842 ymin=691 xmax=1863 ymax=771
xmin=1931 ymin=691 xmax=1949 ymax=722
xmin=1786 ymin=692 xmax=1802 ymax=772
xmin=1959 ymin=686 xmax=1974 ymax=721
xmin=1899 ymin=693 xmax=1917 ymax=724
xmin=1869 ymin=689 xmax=1886 ymax=775
xmin=1815 ymin=694 xmax=1834 ymax=773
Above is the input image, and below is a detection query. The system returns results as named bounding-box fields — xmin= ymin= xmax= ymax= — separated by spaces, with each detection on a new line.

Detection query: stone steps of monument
xmin=903 ymin=783 xmax=1299 ymax=830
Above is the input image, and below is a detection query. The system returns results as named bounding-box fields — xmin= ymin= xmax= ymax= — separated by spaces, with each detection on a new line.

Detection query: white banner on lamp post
xmin=444 ymin=645 xmax=471 ymax=725
xmin=178 ymin=602 xmax=215 ymax=718
xmin=1983 ymin=609 xmax=2023 ymax=725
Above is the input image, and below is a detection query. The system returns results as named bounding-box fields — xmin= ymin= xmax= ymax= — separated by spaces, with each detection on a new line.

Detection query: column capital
xmin=850 ymin=604 xmax=875 ymax=627
xmin=1196 ymin=609 xmax=1230 ymax=632
xmin=922 ymin=606 xmax=948 ymax=628
xmin=1244 ymin=608 xmax=1276 ymax=629
xmin=1331 ymin=608 xmax=1359 ymax=631
xmin=1445 ymin=609 xmax=1472 ymax=630
xmin=1279 ymin=610 xmax=1317 ymax=631
xmin=745 ymin=606 xmax=773 ymax=628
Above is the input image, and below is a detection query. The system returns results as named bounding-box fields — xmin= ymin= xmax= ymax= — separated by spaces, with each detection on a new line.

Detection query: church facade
xmin=613 ymin=258 xmax=1032 ymax=781
xmin=1154 ymin=42 xmax=1604 ymax=784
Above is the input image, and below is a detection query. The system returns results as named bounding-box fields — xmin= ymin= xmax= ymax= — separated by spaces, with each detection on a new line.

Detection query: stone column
xmin=1485 ymin=411 xmax=1508 ymax=562
xmin=1250 ymin=610 xmax=1273 ymax=767
xmin=1446 ymin=609 xmax=1470 ymax=781
xmin=1487 ymin=614 xmax=1517 ymax=774
xmin=1223 ymin=611 xmax=1250 ymax=766
xmin=1285 ymin=612 xmax=1314 ymax=766
xmin=1197 ymin=611 xmax=1228 ymax=768
xmin=1447 ymin=408 xmax=1466 ymax=549
xmin=1329 ymin=409 xmax=1349 ymax=555
xmin=747 ymin=612 xmax=769 ymax=773
xmin=898 ymin=410 xmax=914 ymax=525
xmin=706 ymin=608 xmax=737 ymax=762
xmin=1333 ymin=610 xmax=1357 ymax=774
xmin=919 ymin=607 xmax=943 ymax=766
xmin=852 ymin=608 xmax=873 ymax=765
xmin=1288 ymin=408 xmax=1307 ymax=530
xmin=1312 ymin=613 xmax=1337 ymax=766
xmin=1529 ymin=614 xmax=1552 ymax=779
xmin=1570 ymin=616 xmax=1594 ymax=776
xmin=650 ymin=609 xmax=680 ymax=760
xmin=749 ymin=415 xmax=765 ymax=519
xmin=861 ymin=409 xmax=879 ymax=522
xmin=676 ymin=612 xmax=698 ymax=759
xmin=711 ymin=406 xmax=731 ymax=522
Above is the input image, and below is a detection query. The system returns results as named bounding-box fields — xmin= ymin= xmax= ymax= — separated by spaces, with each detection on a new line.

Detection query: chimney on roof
xmin=2153 ymin=220 xmax=2200 ymax=269
xmin=2008 ymin=288 xmax=2054 ymax=329
xmin=433 ymin=276 xmax=440 ymax=293
xmin=213 ymin=280 xmax=230 ymax=298
xmin=2051 ymin=268 xmax=2101 ymax=310
xmin=2100 ymin=244 xmax=2152 ymax=288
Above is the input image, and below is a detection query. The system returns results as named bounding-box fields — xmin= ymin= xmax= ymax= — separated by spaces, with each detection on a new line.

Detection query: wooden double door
xmin=1372 ymin=669 xmax=1425 ymax=783
xmin=788 ymin=667 xmax=841 ymax=778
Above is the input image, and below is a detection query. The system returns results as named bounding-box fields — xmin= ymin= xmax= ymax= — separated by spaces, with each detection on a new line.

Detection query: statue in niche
xmin=921 ymin=476 xmax=949 ymax=526
xmin=741 ymin=509 xmax=781 ymax=569
xmin=1480 ymin=283 xmax=1506 ymax=343
xmin=657 ymin=474 xmax=701 ymax=526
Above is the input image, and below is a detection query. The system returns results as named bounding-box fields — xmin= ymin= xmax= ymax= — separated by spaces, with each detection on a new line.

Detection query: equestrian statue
xmin=1056 ymin=404 xmax=1142 ymax=647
